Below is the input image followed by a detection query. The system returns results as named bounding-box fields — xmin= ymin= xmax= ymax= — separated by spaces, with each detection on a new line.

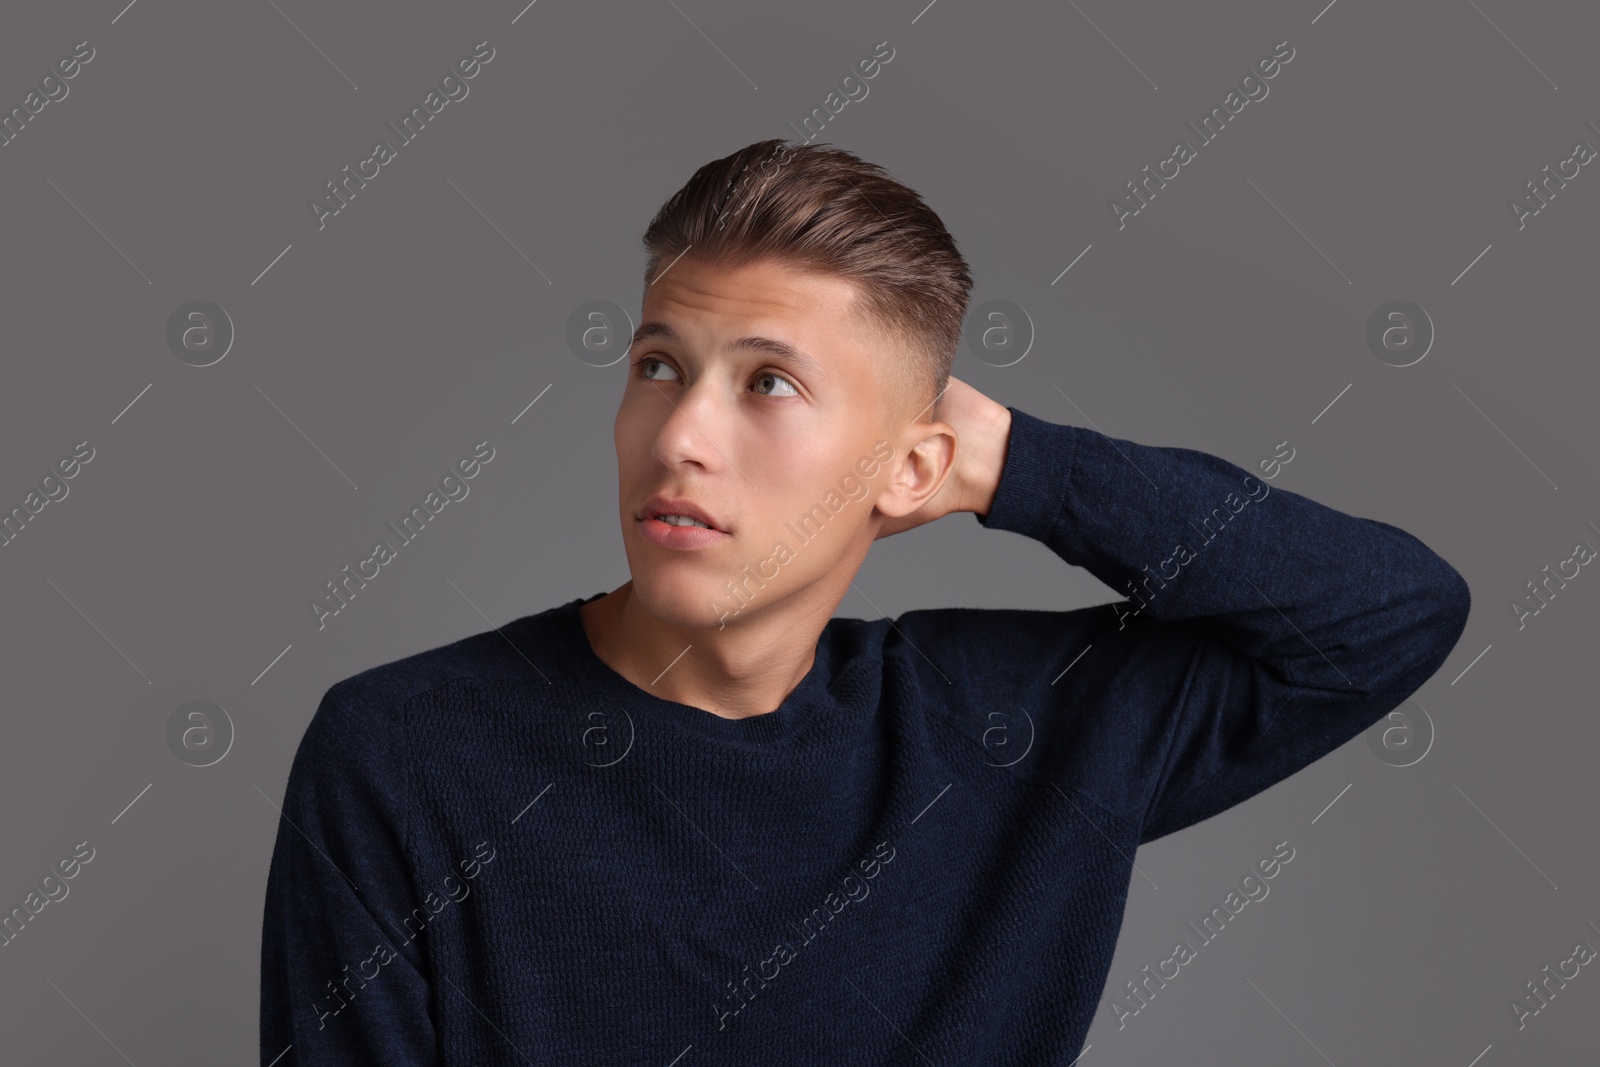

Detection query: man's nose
xmin=649 ymin=378 xmax=729 ymax=472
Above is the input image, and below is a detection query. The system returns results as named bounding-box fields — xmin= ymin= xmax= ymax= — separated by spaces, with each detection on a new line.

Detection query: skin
xmin=579 ymin=255 xmax=1013 ymax=719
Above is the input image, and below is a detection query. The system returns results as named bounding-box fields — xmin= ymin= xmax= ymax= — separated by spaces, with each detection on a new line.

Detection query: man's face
xmin=613 ymin=255 xmax=912 ymax=630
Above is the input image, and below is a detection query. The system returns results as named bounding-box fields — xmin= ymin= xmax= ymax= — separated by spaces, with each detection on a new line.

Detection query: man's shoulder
xmin=278 ymin=603 xmax=578 ymax=822
xmin=313 ymin=600 xmax=571 ymax=730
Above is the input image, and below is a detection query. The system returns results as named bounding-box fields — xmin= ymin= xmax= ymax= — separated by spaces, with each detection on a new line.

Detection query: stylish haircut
xmin=639 ymin=139 xmax=973 ymax=423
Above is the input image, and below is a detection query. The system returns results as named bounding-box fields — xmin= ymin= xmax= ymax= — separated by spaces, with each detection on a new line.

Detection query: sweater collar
xmin=546 ymin=592 xmax=839 ymax=748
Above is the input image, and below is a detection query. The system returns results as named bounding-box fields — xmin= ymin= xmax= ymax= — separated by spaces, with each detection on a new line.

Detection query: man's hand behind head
xmin=873 ymin=377 xmax=1012 ymax=541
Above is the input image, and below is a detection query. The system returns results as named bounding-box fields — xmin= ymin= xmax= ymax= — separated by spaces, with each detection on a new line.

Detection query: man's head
xmin=612 ymin=140 xmax=974 ymax=631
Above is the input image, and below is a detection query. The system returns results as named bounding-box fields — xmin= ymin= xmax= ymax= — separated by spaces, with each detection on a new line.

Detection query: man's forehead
xmin=636 ymin=261 xmax=891 ymax=365
xmin=643 ymin=257 xmax=864 ymax=323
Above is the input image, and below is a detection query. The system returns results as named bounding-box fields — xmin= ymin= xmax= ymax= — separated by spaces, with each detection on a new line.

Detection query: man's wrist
xmin=966 ymin=402 xmax=1013 ymax=518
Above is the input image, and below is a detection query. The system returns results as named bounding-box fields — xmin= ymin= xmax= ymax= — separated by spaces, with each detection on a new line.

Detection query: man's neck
xmin=578 ymin=581 xmax=825 ymax=719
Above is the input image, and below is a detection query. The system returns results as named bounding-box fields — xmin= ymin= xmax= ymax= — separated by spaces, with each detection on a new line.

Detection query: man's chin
xmin=627 ymin=569 xmax=745 ymax=632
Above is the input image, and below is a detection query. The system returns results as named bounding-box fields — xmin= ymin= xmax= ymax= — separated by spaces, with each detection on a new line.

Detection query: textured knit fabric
xmin=260 ymin=406 xmax=1470 ymax=1065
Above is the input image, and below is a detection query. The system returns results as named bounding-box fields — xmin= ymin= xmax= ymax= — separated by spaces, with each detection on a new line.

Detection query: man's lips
xmin=636 ymin=514 xmax=729 ymax=549
xmin=636 ymin=494 xmax=726 ymax=533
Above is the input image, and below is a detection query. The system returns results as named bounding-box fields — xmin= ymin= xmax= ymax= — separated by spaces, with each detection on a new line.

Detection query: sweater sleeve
xmin=260 ymin=677 xmax=441 ymax=1065
xmin=975 ymin=406 xmax=1471 ymax=845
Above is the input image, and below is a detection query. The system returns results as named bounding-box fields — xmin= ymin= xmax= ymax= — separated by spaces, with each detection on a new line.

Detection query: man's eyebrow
xmin=629 ymin=321 xmax=829 ymax=381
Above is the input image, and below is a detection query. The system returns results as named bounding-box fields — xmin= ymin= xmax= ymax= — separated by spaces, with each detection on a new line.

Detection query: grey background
xmin=1 ymin=0 xmax=1594 ymax=1063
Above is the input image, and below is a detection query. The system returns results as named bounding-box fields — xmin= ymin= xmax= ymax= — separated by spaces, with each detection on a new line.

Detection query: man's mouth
xmin=654 ymin=514 xmax=715 ymax=530
xmin=637 ymin=494 xmax=727 ymax=533
xmin=636 ymin=514 xmax=729 ymax=550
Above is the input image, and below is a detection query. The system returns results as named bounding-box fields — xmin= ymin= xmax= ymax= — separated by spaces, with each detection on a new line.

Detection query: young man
xmin=260 ymin=140 xmax=1471 ymax=1065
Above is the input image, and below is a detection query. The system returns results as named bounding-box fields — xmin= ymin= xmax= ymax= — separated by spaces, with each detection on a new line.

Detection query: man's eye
xmin=632 ymin=358 xmax=797 ymax=398
xmin=633 ymin=357 xmax=679 ymax=382
xmin=754 ymin=372 xmax=799 ymax=398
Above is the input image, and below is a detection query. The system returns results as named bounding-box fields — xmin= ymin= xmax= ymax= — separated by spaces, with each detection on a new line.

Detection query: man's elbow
xmin=1390 ymin=558 xmax=1472 ymax=697
xmin=1433 ymin=559 xmax=1472 ymax=654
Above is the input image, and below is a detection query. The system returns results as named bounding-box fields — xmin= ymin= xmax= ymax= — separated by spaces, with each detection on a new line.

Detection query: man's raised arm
xmin=972 ymin=404 xmax=1471 ymax=843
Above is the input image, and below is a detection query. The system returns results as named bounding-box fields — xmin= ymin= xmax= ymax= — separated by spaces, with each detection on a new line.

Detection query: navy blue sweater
xmin=260 ymin=406 xmax=1470 ymax=1065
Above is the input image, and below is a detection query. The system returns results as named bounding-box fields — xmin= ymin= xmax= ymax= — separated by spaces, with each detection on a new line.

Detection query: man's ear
xmin=874 ymin=422 xmax=957 ymax=519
